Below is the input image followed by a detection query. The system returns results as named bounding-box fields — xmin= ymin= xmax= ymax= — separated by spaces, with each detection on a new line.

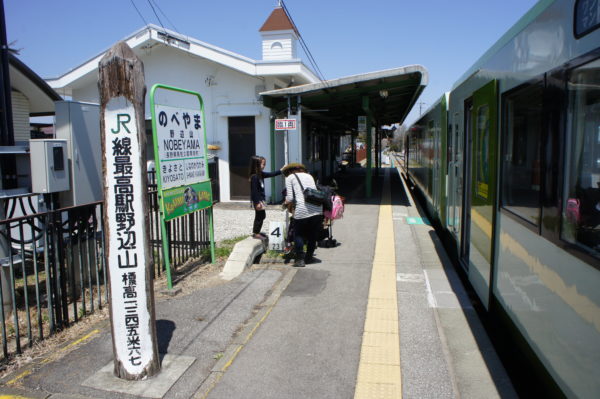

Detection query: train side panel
xmin=412 ymin=0 xmax=600 ymax=396
xmin=407 ymin=96 xmax=446 ymax=219
xmin=496 ymin=216 xmax=600 ymax=398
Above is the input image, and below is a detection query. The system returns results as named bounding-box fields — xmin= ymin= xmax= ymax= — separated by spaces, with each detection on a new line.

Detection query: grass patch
xmin=265 ymin=250 xmax=285 ymax=259
xmin=201 ymin=235 xmax=247 ymax=260
xmin=220 ymin=236 xmax=248 ymax=246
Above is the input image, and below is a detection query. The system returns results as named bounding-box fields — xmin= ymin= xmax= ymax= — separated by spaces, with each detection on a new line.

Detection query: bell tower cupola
xmin=259 ymin=4 xmax=298 ymax=61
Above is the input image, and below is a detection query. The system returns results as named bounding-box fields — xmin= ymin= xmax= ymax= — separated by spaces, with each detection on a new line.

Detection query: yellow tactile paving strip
xmin=354 ymin=176 xmax=402 ymax=399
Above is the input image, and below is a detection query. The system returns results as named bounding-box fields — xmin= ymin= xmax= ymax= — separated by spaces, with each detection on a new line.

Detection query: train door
xmin=460 ymin=101 xmax=473 ymax=271
xmin=448 ymin=112 xmax=462 ymax=240
xmin=431 ymin=120 xmax=441 ymax=212
xmin=439 ymin=96 xmax=448 ymax=230
xmin=467 ymin=80 xmax=498 ymax=309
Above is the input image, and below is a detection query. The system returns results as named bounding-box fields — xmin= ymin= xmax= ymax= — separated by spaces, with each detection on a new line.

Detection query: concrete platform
xmin=82 ymin=355 xmax=195 ymax=398
xmin=0 ymin=167 xmax=518 ymax=399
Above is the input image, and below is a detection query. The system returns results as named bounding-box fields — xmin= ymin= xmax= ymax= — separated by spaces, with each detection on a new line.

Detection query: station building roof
xmin=259 ymin=7 xmax=298 ymax=34
xmin=48 ymin=24 xmax=319 ymax=97
xmin=10 ymin=53 xmax=62 ymax=116
xmin=260 ymin=65 xmax=428 ymax=130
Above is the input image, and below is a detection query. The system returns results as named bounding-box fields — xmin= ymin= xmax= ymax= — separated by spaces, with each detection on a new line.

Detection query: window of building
xmin=501 ymin=83 xmax=543 ymax=226
xmin=562 ymin=59 xmax=600 ymax=257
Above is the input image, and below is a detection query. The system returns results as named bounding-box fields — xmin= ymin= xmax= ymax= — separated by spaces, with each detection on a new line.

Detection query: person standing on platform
xmin=283 ymin=163 xmax=323 ymax=267
xmin=249 ymin=155 xmax=282 ymax=239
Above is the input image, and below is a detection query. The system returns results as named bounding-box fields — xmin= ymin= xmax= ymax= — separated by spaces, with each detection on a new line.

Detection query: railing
xmin=0 ymin=159 xmax=220 ymax=361
xmin=0 ymin=202 xmax=106 ymax=358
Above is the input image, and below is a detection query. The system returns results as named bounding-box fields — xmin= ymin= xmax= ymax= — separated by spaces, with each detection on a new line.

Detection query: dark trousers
xmin=253 ymin=210 xmax=266 ymax=234
xmin=293 ymin=215 xmax=322 ymax=259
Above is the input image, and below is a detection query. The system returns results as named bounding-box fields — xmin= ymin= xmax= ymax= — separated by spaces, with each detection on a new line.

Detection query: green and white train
xmin=405 ymin=1 xmax=600 ymax=397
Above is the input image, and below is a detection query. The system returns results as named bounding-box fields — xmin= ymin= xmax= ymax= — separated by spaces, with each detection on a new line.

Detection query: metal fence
xmin=0 ymin=201 xmax=106 ymax=358
xmin=0 ymin=159 xmax=219 ymax=361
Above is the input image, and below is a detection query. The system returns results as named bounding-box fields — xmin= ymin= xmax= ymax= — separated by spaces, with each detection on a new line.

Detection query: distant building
xmin=9 ymin=54 xmax=61 ymax=144
xmin=4 ymin=53 xmax=61 ymax=192
xmin=48 ymin=6 xmax=319 ymax=202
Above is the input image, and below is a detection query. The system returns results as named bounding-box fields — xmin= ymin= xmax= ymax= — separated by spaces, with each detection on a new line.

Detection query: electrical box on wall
xmin=30 ymin=139 xmax=70 ymax=193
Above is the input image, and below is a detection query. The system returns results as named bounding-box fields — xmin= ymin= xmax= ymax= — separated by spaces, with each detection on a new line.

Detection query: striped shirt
xmin=285 ymin=172 xmax=323 ymax=220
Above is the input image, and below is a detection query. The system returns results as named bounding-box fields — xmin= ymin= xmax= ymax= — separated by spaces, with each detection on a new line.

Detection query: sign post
xmin=99 ymin=41 xmax=160 ymax=380
xmin=150 ymin=84 xmax=215 ymax=291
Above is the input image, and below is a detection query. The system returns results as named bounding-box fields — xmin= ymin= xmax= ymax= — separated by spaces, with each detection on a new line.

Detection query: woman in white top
xmin=282 ymin=163 xmax=323 ymax=267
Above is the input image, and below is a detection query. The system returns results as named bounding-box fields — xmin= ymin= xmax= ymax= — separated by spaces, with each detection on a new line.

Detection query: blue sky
xmin=6 ymin=0 xmax=538 ymax=126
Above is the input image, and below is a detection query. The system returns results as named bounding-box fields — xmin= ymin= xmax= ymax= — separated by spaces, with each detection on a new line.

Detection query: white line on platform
xmin=423 ymin=270 xmax=437 ymax=308
xmin=396 ymin=273 xmax=424 ymax=283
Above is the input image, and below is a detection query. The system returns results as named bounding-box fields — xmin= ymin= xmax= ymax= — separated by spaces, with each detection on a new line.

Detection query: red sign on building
xmin=274 ymin=119 xmax=297 ymax=130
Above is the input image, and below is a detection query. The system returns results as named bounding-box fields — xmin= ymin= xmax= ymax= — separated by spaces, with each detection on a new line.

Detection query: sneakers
xmin=293 ymin=255 xmax=320 ymax=267
xmin=304 ymin=256 xmax=321 ymax=265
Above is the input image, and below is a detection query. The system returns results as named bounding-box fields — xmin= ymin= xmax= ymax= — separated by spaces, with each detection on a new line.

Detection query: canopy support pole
xmin=362 ymin=96 xmax=373 ymax=198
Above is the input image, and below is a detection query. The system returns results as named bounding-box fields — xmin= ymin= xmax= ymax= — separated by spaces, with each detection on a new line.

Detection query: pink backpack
xmin=566 ymin=198 xmax=580 ymax=225
xmin=324 ymin=195 xmax=344 ymax=220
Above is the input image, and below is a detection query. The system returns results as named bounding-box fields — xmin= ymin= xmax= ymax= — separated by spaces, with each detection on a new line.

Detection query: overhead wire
xmin=149 ymin=0 xmax=182 ymax=35
xmin=131 ymin=0 xmax=323 ymax=82
xmin=146 ymin=0 xmax=168 ymax=35
xmin=281 ymin=1 xmax=325 ymax=81
xmin=280 ymin=0 xmax=327 ymax=82
xmin=129 ymin=0 xmax=149 ymax=27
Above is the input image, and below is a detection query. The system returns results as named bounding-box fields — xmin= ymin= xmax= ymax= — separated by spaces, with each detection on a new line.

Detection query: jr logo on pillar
xmin=104 ymin=96 xmax=153 ymax=374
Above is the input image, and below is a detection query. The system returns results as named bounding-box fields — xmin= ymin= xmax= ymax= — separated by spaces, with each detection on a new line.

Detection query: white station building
xmin=48 ymin=7 xmax=319 ymax=202
xmin=47 ymin=6 xmax=427 ymax=203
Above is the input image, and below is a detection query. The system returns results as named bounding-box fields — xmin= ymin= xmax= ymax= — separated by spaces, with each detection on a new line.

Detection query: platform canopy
xmin=260 ymin=65 xmax=428 ymax=130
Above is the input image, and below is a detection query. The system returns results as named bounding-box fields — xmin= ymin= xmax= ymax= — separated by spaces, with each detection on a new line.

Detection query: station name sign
xmin=151 ymin=85 xmax=213 ymax=221
xmin=275 ymin=119 xmax=297 ymax=130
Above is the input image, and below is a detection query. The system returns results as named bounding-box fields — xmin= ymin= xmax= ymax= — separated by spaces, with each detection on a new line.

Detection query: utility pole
xmin=418 ymin=102 xmax=427 ymax=116
xmin=0 ymin=0 xmax=13 ymax=148
xmin=0 ymin=0 xmax=13 ymax=315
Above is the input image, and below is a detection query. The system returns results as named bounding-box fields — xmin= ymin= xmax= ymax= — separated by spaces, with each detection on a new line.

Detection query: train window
xmin=574 ymin=0 xmax=600 ymax=38
xmin=475 ymin=105 xmax=490 ymax=199
xmin=562 ymin=58 xmax=600 ymax=257
xmin=501 ymin=82 xmax=543 ymax=226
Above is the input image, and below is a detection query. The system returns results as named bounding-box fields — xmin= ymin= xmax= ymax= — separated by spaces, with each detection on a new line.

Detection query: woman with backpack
xmin=249 ymin=155 xmax=282 ymax=239
xmin=282 ymin=163 xmax=323 ymax=267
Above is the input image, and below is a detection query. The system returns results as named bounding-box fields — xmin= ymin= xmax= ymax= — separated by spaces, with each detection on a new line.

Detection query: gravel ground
xmin=212 ymin=203 xmax=288 ymax=243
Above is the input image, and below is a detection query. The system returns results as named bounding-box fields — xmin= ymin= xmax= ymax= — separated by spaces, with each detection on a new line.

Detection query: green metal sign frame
xmin=150 ymin=84 xmax=215 ymax=289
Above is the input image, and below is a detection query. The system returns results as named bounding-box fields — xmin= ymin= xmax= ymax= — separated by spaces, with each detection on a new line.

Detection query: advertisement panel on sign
xmin=162 ymin=180 xmax=213 ymax=220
